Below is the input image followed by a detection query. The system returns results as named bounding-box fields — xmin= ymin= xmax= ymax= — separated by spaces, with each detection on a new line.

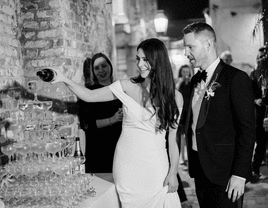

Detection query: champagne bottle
xmin=74 ymin=137 xmax=85 ymax=174
xmin=36 ymin=68 xmax=57 ymax=82
xmin=74 ymin=137 xmax=83 ymax=157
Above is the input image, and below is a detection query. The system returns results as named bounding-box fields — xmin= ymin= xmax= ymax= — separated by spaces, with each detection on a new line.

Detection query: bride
xmin=50 ymin=38 xmax=183 ymax=208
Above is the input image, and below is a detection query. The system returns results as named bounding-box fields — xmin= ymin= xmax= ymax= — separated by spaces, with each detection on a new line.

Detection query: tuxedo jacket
xmin=184 ymin=60 xmax=256 ymax=186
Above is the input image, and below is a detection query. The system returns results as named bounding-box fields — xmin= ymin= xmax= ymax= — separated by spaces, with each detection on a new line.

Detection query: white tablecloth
xmin=79 ymin=176 xmax=121 ymax=208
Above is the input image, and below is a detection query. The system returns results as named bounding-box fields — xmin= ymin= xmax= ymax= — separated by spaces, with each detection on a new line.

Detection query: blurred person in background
xmin=176 ymin=64 xmax=194 ymax=167
xmin=176 ymin=65 xmax=195 ymax=208
xmin=77 ymin=53 xmax=123 ymax=173
xmin=220 ymin=50 xmax=233 ymax=65
xmin=249 ymin=46 xmax=268 ymax=183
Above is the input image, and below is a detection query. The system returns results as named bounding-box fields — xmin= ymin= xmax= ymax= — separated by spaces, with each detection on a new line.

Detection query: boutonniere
xmin=205 ymin=76 xmax=221 ymax=100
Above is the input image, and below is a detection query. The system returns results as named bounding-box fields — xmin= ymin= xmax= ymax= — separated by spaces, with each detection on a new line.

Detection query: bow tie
xmin=194 ymin=70 xmax=207 ymax=84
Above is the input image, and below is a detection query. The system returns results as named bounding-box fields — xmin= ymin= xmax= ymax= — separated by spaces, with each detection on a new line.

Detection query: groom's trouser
xmin=191 ymin=150 xmax=243 ymax=208
xmin=252 ymin=106 xmax=267 ymax=174
xmin=177 ymin=173 xmax=187 ymax=203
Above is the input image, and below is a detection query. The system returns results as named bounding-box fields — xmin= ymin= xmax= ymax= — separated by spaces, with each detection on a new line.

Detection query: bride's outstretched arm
xmin=50 ymin=67 xmax=116 ymax=102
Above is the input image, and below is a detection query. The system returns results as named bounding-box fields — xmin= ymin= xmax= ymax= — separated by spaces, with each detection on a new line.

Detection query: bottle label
xmin=74 ymin=151 xmax=83 ymax=157
xmin=80 ymin=164 xmax=85 ymax=174
xmin=74 ymin=164 xmax=85 ymax=174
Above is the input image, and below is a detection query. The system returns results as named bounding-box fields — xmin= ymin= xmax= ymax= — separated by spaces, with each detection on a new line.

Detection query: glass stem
xmin=8 ymin=156 xmax=11 ymax=165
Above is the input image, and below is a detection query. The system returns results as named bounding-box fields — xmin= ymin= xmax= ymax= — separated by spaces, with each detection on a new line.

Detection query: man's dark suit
xmin=250 ymin=68 xmax=268 ymax=178
xmin=184 ymin=60 xmax=256 ymax=207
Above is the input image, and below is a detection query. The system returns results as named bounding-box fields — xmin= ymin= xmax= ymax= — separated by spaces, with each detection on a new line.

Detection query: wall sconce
xmin=154 ymin=10 xmax=168 ymax=35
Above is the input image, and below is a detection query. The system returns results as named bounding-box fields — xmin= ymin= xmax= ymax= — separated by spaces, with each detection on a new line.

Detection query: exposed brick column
xmin=18 ymin=0 xmax=115 ymax=137
xmin=0 ymin=0 xmax=115 ymax=164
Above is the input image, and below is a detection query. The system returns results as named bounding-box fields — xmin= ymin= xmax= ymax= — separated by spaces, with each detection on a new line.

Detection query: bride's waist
xmin=118 ymin=128 xmax=166 ymax=147
xmin=121 ymin=130 xmax=164 ymax=140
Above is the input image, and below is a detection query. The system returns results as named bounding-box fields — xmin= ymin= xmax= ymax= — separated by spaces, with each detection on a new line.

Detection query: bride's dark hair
xmin=131 ymin=38 xmax=179 ymax=131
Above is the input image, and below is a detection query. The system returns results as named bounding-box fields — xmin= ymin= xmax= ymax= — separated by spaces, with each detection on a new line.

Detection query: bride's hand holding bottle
xmin=37 ymin=67 xmax=66 ymax=84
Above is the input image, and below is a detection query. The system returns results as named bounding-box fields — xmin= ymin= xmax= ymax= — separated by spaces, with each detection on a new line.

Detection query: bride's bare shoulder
xmin=120 ymin=78 xmax=137 ymax=92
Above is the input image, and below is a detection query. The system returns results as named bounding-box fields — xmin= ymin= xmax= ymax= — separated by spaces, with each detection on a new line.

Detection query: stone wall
xmin=115 ymin=0 xmax=157 ymax=78
xmin=209 ymin=0 xmax=263 ymax=74
xmin=0 ymin=0 xmax=114 ymax=163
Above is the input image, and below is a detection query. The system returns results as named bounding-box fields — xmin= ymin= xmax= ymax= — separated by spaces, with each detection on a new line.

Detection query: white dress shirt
xmin=191 ymin=57 xmax=220 ymax=151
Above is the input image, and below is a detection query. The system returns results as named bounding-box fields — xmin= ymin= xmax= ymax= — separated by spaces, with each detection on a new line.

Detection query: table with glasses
xmin=0 ymin=173 xmax=120 ymax=208
xmin=0 ymin=81 xmax=120 ymax=207
xmin=79 ymin=175 xmax=120 ymax=208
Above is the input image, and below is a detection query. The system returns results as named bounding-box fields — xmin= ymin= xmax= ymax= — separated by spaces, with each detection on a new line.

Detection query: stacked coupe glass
xmin=0 ymin=81 xmax=95 ymax=208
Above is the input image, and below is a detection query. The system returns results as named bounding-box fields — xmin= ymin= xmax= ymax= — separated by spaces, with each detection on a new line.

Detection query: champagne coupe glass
xmin=45 ymin=141 xmax=61 ymax=163
xmin=64 ymin=156 xmax=75 ymax=177
xmin=10 ymin=123 xmax=24 ymax=142
xmin=52 ymin=161 xmax=69 ymax=179
xmin=18 ymin=100 xmax=33 ymax=141
xmin=65 ymin=136 xmax=75 ymax=156
xmin=61 ymin=162 xmax=70 ymax=181
xmin=17 ymin=143 xmax=31 ymax=163
xmin=15 ymin=141 xmax=25 ymax=162
xmin=1 ymin=144 xmax=17 ymax=166
xmin=31 ymin=142 xmax=42 ymax=163
xmin=41 ymin=100 xmax=52 ymax=122
xmin=13 ymin=164 xmax=23 ymax=181
xmin=58 ymin=139 xmax=67 ymax=159
xmin=27 ymin=80 xmax=42 ymax=134
xmin=36 ymin=141 xmax=46 ymax=162
xmin=13 ymin=141 xmax=24 ymax=163
xmin=23 ymin=164 xmax=39 ymax=186
xmin=39 ymin=163 xmax=53 ymax=184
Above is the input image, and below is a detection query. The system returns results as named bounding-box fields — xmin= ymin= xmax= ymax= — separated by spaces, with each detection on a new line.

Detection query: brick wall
xmin=0 ymin=0 xmax=114 ymax=163
xmin=0 ymin=0 xmax=25 ymax=147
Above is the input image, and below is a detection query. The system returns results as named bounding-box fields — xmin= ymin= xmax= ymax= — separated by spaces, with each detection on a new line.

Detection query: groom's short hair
xmin=182 ymin=22 xmax=216 ymax=43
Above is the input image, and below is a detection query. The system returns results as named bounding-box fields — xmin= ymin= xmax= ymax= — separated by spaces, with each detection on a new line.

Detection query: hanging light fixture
xmin=154 ymin=10 xmax=168 ymax=34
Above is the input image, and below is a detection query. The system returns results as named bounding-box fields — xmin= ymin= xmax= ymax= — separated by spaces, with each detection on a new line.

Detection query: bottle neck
xmin=75 ymin=140 xmax=81 ymax=151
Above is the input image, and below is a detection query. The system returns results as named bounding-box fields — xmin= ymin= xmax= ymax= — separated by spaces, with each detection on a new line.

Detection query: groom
xmin=182 ymin=22 xmax=255 ymax=208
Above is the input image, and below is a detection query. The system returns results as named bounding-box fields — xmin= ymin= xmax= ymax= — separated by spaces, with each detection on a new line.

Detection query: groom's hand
xmin=225 ymin=175 xmax=245 ymax=202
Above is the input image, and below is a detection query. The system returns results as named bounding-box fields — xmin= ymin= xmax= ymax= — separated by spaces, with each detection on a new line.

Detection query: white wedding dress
xmin=109 ymin=81 xmax=181 ymax=208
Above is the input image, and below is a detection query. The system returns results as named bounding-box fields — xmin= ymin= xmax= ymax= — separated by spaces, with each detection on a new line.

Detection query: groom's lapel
xmin=196 ymin=61 xmax=224 ymax=129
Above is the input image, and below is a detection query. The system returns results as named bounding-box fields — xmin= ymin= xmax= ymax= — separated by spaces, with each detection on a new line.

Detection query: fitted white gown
xmin=109 ymin=81 xmax=181 ymax=208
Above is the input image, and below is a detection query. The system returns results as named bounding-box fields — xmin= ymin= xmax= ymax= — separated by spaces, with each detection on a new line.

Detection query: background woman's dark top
xmin=78 ymin=83 xmax=122 ymax=173
xmin=178 ymin=80 xmax=191 ymax=132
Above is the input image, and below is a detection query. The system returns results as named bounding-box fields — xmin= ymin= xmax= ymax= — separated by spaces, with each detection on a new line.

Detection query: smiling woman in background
xmin=77 ymin=53 xmax=123 ymax=174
